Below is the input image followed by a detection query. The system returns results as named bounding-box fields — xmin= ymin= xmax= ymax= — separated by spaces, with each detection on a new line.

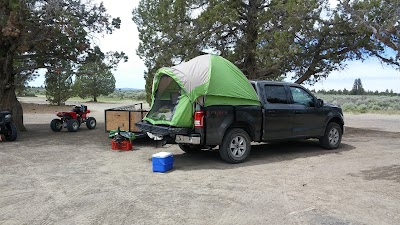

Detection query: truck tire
xmin=219 ymin=128 xmax=251 ymax=163
xmin=5 ymin=122 xmax=17 ymax=141
xmin=320 ymin=122 xmax=342 ymax=149
xmin=67 ymin=119 xmax=79 ymax=132
xmin=50 ymin=119 xmax=63 ymax=131
xmin=86 ymin=117 xmax=96 ymax=129
xmin=179 ymin=144 xmax=202 ymax=154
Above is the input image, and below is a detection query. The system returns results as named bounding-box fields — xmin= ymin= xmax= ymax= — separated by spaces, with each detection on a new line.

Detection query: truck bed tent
xmin=144 ymin=54 xmax=261 ymax=127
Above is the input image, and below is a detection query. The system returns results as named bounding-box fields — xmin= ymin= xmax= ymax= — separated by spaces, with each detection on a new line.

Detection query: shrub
xmin=341 ymin=103 xmax=356 ymax=111
xmin=357 ymin=104 xmax=368 ymax=113
xmin=371 ymin=105 xmax=382 ymax=111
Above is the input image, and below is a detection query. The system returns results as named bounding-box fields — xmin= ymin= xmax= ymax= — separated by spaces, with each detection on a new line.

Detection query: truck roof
xmin=250 ymin=80 xmax=301 ymax=86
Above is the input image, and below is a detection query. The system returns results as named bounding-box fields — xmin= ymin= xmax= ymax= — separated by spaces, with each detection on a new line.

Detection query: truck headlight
xmin=5 ymin=114 xmax=11 ymax=120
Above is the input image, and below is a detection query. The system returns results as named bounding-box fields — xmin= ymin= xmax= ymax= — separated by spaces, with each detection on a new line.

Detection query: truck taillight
xmin=194 ymin=111 xmax=204 ymax=128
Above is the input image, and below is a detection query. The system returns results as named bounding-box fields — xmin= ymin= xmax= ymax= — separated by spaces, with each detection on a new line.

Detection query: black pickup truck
xmin=137 ymin=81 xmax=344 ymax=163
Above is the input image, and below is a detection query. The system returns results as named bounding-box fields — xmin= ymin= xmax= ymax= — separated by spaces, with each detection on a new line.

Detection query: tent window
xmin=146 ymin=75 xmax=182 ymax=122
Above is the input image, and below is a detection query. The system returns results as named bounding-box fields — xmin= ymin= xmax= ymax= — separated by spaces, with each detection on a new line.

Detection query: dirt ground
xmin=0 ymin=97 xmax=399 ymax=225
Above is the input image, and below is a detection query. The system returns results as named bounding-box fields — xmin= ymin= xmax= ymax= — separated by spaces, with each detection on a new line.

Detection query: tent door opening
xmin=146 ymin=75 xmax=182 ymax=122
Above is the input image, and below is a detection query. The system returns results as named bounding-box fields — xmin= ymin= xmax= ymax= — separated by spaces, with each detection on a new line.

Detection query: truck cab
xmin=252 ymin=81 xmax=344 ymax=142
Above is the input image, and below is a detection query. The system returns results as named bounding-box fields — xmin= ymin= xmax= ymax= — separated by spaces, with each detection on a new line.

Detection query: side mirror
xmin=317 ymin=99 xmax=324 ymax=108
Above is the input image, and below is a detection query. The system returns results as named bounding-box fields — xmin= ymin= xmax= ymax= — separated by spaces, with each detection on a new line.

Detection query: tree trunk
xmin=93 ymin=95 xmax=97 ymax=102
xmin=295 ymin=69 xmax=313 ymax=84
xmin=0 ymin=86 xmax=25 ymax=131
xmin=0 ymin=45 xmax=26 ymax=131
xmin=242 ymin=0 xmax=259 ymax=78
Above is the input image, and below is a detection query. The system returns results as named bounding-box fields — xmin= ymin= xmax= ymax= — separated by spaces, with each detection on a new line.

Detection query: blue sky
xmin=30 ymin=0 xmax=400 ymax=92
xmin=302 ymin=59 xmax=400 ymax=92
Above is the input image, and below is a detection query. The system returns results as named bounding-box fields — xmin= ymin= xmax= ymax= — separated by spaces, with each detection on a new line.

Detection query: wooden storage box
xmin=105 ymin=103 xmax=148 ymax=132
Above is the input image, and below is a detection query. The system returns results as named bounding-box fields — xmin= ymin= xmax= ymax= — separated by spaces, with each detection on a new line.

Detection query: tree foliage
xmin=45 ymin=61 xmax=74 ymax=105
xmin=14 ymin=70 xmax=39 ymax=96
xmin=340 ymin=0 xmax=400 ymax=67
xmin=74 ymin=61 xmax=116 ymax=102
xmin=351 ymin=78 xmax=365 ymax=95
xmin=133 ymin=0 xmax=397 ymax=103
xmin=0 ymin=0 xmax=126 ymax=130
xmin=133 ymin=0 xmax=201 ymax=103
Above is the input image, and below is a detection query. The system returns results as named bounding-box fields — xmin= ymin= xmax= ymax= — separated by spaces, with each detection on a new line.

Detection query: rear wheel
xmin=320 ymin=122 xmax=342 ymax=149
xmin=86 ymin=117 xmax=96 ymax=129
xmin=5 ymin=122 xmax=17 ymax=141
xmin=219 ymin=128 xmax=251 ymax=163
xmin=50 ymin=119 xmax=63 ymax=132
xmin=67 ymin=119 xmax=79 ymax=132
xmin=179 ymin=144 xmax=203 ymax=154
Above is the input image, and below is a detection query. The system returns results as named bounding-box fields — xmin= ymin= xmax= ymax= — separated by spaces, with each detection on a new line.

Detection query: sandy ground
xmin=0 ymin=97 xmax=399 ymax=224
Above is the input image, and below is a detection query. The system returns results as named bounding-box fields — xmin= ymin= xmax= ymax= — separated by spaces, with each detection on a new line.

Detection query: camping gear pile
xmin=109 ymin=127 xmax=136 ymax=150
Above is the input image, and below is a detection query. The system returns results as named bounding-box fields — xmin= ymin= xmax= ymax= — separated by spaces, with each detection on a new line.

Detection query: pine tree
xmin=75 ymin=62 xmax=116 ymax=102
xmin=351 ymin=78 xmax=365 ymax=95
xmin=45 ymin=62 xmax=74 ymax=106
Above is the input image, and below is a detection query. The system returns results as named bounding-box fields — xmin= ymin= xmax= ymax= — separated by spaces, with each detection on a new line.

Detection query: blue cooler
xmin=152 ymin=152 xmax=174 ymax=173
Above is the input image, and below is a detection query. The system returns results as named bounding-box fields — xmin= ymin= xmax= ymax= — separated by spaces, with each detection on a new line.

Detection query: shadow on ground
xmin=172 ymin=141 xmax=355 ymax=171
xmin=5 ymin=125 xmax=376 ymax=172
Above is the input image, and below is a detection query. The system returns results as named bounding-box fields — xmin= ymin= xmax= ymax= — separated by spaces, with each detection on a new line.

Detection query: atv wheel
xmin=5 ymin=122 xmax=17 ymax=141
xmin=86 ymin=117 xmax=96 ymax=129
xmin=50 ymin=119 xmax=63 ymax=132
xmin=67 ymin=119 xmax=79 ymax=132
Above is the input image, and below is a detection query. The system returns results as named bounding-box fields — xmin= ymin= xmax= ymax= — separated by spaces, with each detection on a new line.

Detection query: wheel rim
xmin=229 ymin=135 xmax=247 ymax=158
xmin=328 ymin=127 xmax=340 ymax=146
xmin=73 ymin=121 xmax=79 ymax=130
xmin=56 ymin=121 xmax=62 ymax=129
xmin=89 ymin=120 xmax=96 ymax=127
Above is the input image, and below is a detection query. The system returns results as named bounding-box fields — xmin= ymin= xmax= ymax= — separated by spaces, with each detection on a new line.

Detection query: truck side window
xmin=290 ymin=87 xmax=315 ymax=107
xmin=264 ymin=85 xmax=288 ymax=104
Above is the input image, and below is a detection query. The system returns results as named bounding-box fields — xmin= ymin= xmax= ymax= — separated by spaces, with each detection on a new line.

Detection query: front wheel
xmin=179 ymin=144 xmax=203 ymax=154
xmin=50 ymin=119 xmax=63 ymax=132
xmin=67 ymin=119 xmax=80 ymax=132
xmin=86 ymin=117 xmax=96 ymax=129
xmin=5 ymin=122 xmax=17 ymax=141
xmin=219 ymin=128 xmax=251 ymax=163
xmin=320 ymin=122 xmax=342 ymax=149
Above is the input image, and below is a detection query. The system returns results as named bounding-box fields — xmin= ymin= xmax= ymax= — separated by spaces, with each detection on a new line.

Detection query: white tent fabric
xmin=168 ymin=54 xmax=210 ymax=94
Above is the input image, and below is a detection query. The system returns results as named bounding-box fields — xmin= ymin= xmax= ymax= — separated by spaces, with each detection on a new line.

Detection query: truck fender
xmin=323 ymin=114 xmax=344 ymax=135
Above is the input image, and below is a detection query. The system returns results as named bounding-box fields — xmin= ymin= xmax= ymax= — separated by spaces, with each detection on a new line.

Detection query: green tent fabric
xmin=144 ymin=54 xmax=260 ymax=127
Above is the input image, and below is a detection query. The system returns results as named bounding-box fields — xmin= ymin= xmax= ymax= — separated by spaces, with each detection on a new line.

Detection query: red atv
xmin=50 ymin=105 xmax=96 ymax=132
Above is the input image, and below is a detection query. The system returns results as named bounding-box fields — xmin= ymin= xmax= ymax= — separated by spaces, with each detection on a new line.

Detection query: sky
xmin=30 ymin=0 xmax=400 ymax=92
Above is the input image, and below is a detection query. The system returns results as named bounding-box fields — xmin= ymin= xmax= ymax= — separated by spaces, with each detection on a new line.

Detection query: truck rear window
xmin=264 ymin=85 xmax=288 ymax=104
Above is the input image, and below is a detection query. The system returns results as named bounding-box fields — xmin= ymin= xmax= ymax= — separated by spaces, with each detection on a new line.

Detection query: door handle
xmin=267 ymin=110 xmax=276 ymax=114
xmin=295 ymin=111 xmax=302 ymax=114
